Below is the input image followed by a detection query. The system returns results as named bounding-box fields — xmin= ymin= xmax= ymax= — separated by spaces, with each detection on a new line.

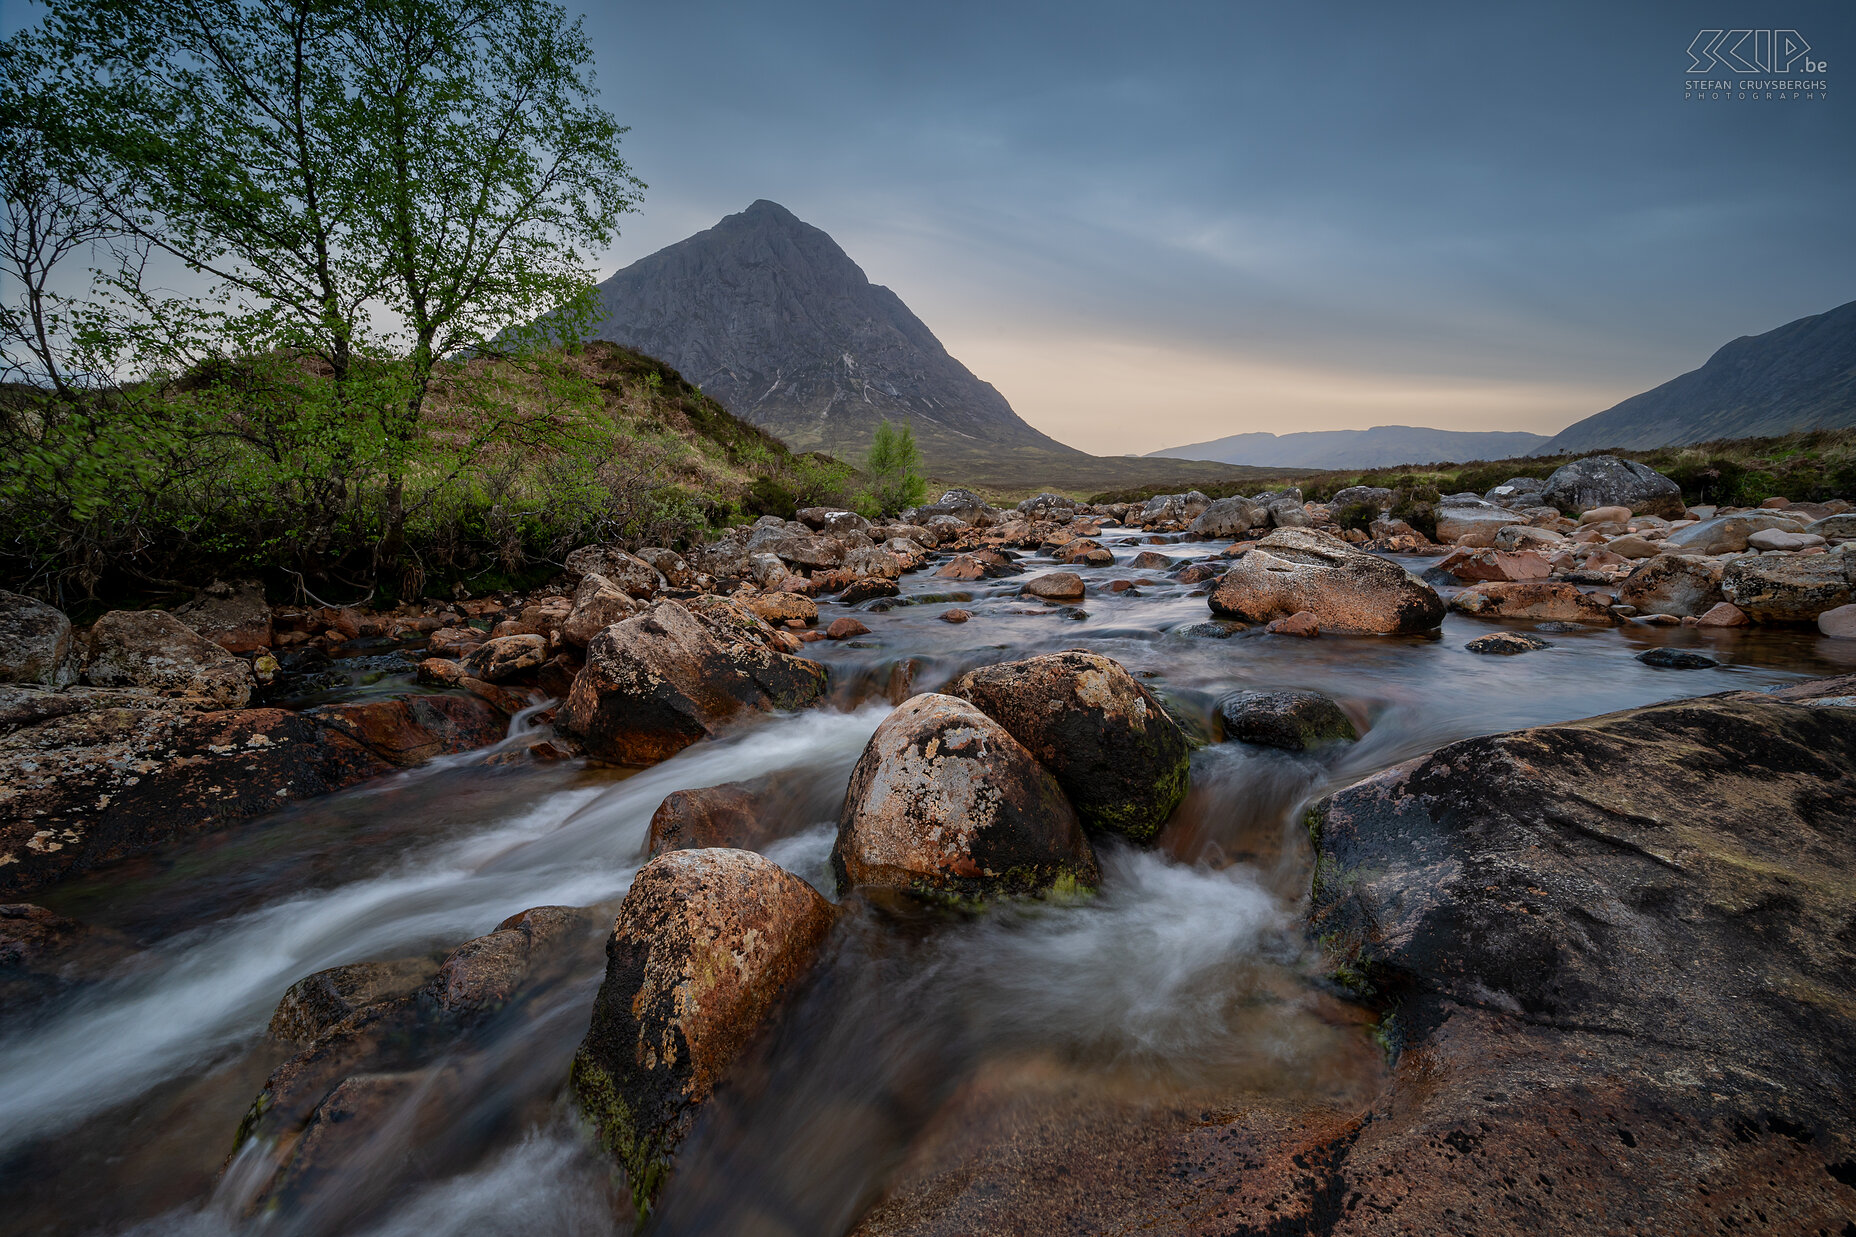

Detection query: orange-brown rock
xmin=1207 ymin=528 xmax=1444 ymax=634
xmin=1449 ymin=580 xmax=1617 ymax=624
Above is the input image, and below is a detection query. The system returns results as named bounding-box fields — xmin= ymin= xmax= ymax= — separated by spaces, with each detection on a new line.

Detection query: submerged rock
xmin=1217 ymin=689 xmax=1357 ymax=751
xmin=647 ymin=782 xmax=776 ymax=855
xmin=267 ymin=956 xmax=441 ymax=1044
xmin=572 ymin=850 xmax=834 ymax=1218
xmin=1636 ymin=647 xmax=1719 ymax=669
xmin=948 ymin=651 xmax=1190 ymax=842
xmin=832 ymin=693 xmax=1098 ymax=899
xmin=1207 ymin=528 xmax=1444 ymax=635
xmin=1465 ymin=631 xmax=1552 ymax=655
xmin=559 ymin=598 xmax=827 ymax=765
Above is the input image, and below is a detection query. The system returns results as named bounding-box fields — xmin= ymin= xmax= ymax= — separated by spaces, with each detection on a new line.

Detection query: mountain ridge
xmin=1147 ymin=425 xmax=1551 ymax=470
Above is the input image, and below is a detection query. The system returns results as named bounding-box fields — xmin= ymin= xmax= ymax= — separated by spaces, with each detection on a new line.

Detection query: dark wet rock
xmin=267 ymin=956 xmax=441 ymax=1043
xmin=1540 ymin=455 xmax=1686 ymax=518
xmin=1170 ymin=620 xmax=1238 ymax=638
xmin=1465 ymin=631 xmax=1552 ymax=655
xmin=948 ymin=651 xmax=1190 ymax=842
xmin=1172 ymin=562 xmax=1222 ymax=585
xmin=305 ymin=695 xmax=506 ymax=767
xmin=0 ymin=902 xmax=139 ymax=1020
xmin=1614 ymin=553 xmax=1725 ymax=617
xmin=1217 ymin=689 xmax=1357 ymax=751
xmin=0 ymin=707 xmax=392 ymax=898
xmin=646 ymin=782 xmax=782 ymax=856
xmin=237 ymin=905 xmax=606 ymax=1222
xmin=572 ymin=850 xmax=834 ymax=1218
xmin=84 ymin=609 xmax=255 ymax=707
xmin=1636 ymin=647 xmax=1719 ymax=669
xmin=827 ymin=617 xmax=870 ymax=640
xmin=1450 ymin=580 xmax=1617 ymax=624
xmin=1021 ymin=572 xmax=1085 ymax=601
xmin=934 ymin=554 xmax=988 ymax=581
xmin=1128 ymin=551 xmax=1173 ymax=570
xmin=940 ymin=608 xmax=971 ymax=624
xmin=560 ymin=597 xmax=827 ymax=766
xmin=1722 ymin=551 xmax=1856 ymax=623
xmin=0 ymin=591 xmax=76 ymax=686
xmin=1298 ymin=685 xmax=1856 ymax=1235
xmin=1207 ymin=528 xmax=1444 ymax=635
xmin=563 ymin=545 xmax=662 ymax=598
xmin=832 ymin=693 xmax=1098 ymax=899
xmin=173 ymin=579 xmax=274 ymax=653
xmin=561 ymin=572 xmax=641 ymax=649
xmin=1265 ymin=610 xmax=1320 ymax=637
xmin=839 ymin=577 xmax=901 ymax=605
xmin=459 ymin=633 xmax=548 ymax=682
xmin=1184 ymin=495 xmax=1266 ymax=540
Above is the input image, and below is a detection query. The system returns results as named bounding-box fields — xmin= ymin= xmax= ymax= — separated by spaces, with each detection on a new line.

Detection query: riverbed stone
xmin=1819 ymin=603 xmax=1856 ymax=639
xmin=1636 ymin=647 xmax=1718 ymax=669
xmin=1465 ymin=631 xmax=1552 ymax=655
xmin=563 ymin=545 xmax=662 ymax=599
xmin=1804 ymin=513 xmax=1856 ymax=541
xmin=0 ymin=591 xmax=76 ymax=686
xmin=1746 ymin=528 xmax=1826 ymax=552
xmin=1217 ymin=689 xmax=1357 ymax=751
xmin=267 ymin=956 xmax=442 ymax=1043
xmin=1207 ymin=528 xmax=1444 ymax=635
xmin=1432 ymin=504 xmax=1515 ymax=543
xmin=572 ymin=850 xmax=834 ymax=1217
xmin=560 ymin=598 xmax=828 ymax=766
xmin=173 ymin=579 xmax=273 ymax=654
xmin=1450 ymin=581 xmax=1617 ymax=624
xmin=1185 ymin=495 xmax=1267 ymax=540
xmin=1614 ymin=553 xmax=1725 ymax=617
xmin=83 ymin=609 xmax=256 ymax=707
xmin=948 ymin=651 xmax=1190 ymax=842
xmin=1541 ymin=456 xmax=1686 ymax=518
xmin=833 ymin=693 xmax=1098 ymax=899
xmin=305 ymin=695 xmax=506 ymax=767
xmin=1721 ymin=550 xmax=1856 ymax=622
xmin=1021 ymin=572 xmax=1085 ymax=601
xmin=748 ymin=593 xmax=818 ymax=625
xmin=459 ymin=633 xmax=547 ymax=682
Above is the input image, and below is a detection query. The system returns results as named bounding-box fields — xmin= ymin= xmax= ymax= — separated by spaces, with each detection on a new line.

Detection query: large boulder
xmin=947 ymin=651 xmax=1190 ymax=842
xmin=1722 ymin=551 xmax=1856 ymax=622
xmin=915 ymin=488 xmax=988 ymax=523
xmin=560 ymin=572 xmax=641 ymax=649
xmin=459 ymin=633 xmax=547 ymax=682
xmin=1297 ymin=682 xmax=1856 ymax=1235
xmin=1540 ymin=456 xmax=1686 ymax=518
xmin=1450 ymin=581 xmax=1617 ymax=624
xmin=0 ymin=591 xmax=76 ymax=686
xmin=563 ymin=545 xmax=662 ymax=599
xmin=1328 ymin=485 xmax=1396 ymax=512
xmin=173 ymin=579 xmax=273 ymax=653
xmin=832 ymin=693 xmax=1099 ymax=900
xmin=1207 ymin=528 xmax=1445 ymax=635
xmin=1804 ymin=513 xmax=1856 ymax=542
xmin=572 ymin=850 xmax=834 ymax=1218
xmin=1186 ymin=495 xmax=1267 ymax=540
xmin=83 ymin=609 xmax=255 ymax=707
xmin=1217 ymin=689 xmax=1357 ymax=751
xmin=1614 ymin=554 xmax=1726 ymax=617
xmin=1432 ymin=502 xmax=1517 ymax=543
xmin=559 ymin=598 xmax=827 ymax=765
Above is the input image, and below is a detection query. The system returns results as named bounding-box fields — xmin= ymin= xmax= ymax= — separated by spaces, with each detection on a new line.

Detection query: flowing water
xmin=4 ymin=530 xmax=1853 ymax=1236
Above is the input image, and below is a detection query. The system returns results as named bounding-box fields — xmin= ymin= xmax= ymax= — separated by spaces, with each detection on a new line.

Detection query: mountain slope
xmin=589 ymin=200 xmax=1086 ymax=477
xmin=1538 ymin=300 xmax=1856 ymax=454
xmin=1148 ymin=425 xmax=1551 ymax=470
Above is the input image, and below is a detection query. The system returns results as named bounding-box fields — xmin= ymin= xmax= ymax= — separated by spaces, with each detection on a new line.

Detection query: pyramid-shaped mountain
xmin=589 ymin=200 xmax=1084 ymax=474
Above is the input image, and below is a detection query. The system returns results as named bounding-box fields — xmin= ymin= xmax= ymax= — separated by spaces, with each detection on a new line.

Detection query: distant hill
xmin=1147 ymin=425 xmax=1551 ymax=470
xmin=1538 ymin=300 xmax=1856 ymax=454
xmin=588 ymin=199 xmax=1250 ymax=491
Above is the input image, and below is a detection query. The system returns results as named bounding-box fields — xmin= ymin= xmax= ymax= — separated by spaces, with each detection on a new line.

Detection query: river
xmin=3 ymin=529 xmax=1852 ymax=1236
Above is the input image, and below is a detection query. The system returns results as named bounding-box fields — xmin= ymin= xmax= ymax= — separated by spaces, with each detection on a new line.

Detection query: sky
xmin=570 ymin=0 xmax=1856 ymax=454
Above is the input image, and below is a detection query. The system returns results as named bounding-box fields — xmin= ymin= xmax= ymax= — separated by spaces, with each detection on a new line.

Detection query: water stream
xmin=3 ymin=529 xmax=1852 ymax=1236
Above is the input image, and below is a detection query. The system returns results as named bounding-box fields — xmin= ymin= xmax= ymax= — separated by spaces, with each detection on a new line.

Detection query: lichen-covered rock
xmin=832 ymin=693 xmax=1098 ymax=899
xmin=559 ymin=598 xmax=827 ymax=766
xmin=1722 ymin=550 xmax=1856 ymax=622
xmin=267 ymin=956 xmax=441 ymax=1043
xmin=84 ymin=609 xmax=255 ymax=706
xmin=1450 ymin=581 xmax=1617 ymax=625
xmin=0 ymin=591 xmax=76 ymax=686
xmin=563 ymin=545 xmax=662 ymax=599
xmin=748 ymin=593 xmax=818 ymax=625
xmin=459 ymin=634 xmax=547 ymax=682
xmin=1540 ymin=455 xmax=1686 ymax=518
xmin=948 ymin=651 xmax=1189 ymax=842
xmin=561 ymin=572 xmax=642 ymax=649
xmin=1465 ymin=631 xmax=1552 ymax=655
xmin=173 ymin=579 xmax=273 ymax=653
xmin=1298 ymin=683 xmax=1856 ymax=1235
xmin=1208 ymin=528 xmax=1444 ymax=635
xmin=1614 ymin=554 xmax=1725 ymax=617
xmin=1217 ymin=689 xmax=1357 ymax=751
xmin=572 ymin=851 xmax=834 ymax=1217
